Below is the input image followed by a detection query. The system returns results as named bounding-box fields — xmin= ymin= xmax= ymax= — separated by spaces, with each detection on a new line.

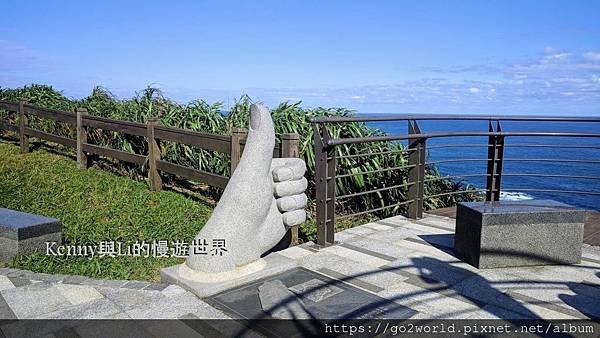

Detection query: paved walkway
xmin=291 ymin=214 xmax=600 ymax=320
xmin=0 ymin=269 xmax=229 ymax=320
xmin=1 ymin=213 xmax=599 ymax=321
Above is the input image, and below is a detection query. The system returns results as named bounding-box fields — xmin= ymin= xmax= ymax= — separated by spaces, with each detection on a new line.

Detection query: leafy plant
xmin=0 ymin=84 xmax=480 ymax=240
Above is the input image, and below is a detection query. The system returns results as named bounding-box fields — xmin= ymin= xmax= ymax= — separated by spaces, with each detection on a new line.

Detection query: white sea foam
xmin=499 ymin=191 xmax=534 ymax=201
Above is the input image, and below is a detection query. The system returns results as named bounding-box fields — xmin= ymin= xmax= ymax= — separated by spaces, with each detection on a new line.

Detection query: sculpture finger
xmin=271 ymin=158 xmax=306 ymax=182
xmin=282 ymin=210 xmax=306 ymax=227
xmin=274 ymin=177 xmax=308 ymax=197
xmin=276 ymin=193 xmax=308 ymax=212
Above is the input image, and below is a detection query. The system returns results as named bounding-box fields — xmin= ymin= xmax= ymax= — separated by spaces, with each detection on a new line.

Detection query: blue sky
xmin=1 ymin=0 xmax=599 ymax=115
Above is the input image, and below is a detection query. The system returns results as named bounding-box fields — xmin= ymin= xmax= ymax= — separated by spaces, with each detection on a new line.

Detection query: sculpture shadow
xmin=261 ymin=230 xmax=292 ymax=256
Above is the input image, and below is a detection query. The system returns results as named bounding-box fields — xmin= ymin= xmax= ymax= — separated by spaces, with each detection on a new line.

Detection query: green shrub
xmin=0 ymin=84 xmax=479 ymax=231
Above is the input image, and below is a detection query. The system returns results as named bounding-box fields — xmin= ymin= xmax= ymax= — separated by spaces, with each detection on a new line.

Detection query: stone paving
xmin=287 ymin=214 xmax=600 ymax=320
xmin=1 ymin=213 xmax=599 ymax=320
xmin=0 ymin=269 xmax=230 ymax=320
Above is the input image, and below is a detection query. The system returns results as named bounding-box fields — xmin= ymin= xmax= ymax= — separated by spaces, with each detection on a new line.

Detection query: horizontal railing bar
xmin=327 ymin=131 xmax=600 ymax=146
xmin=337 ymin=200 xmax=414 ymax=219
xmin=8 ymin=102 xmax=237 ymax=155
xmin=83 ymin=115 xmax=147 ymax=137
xmin=24 ymin=128 xmax=76 ymax=148
xmin=427 ymin=143 xmax=491 ymax=149
xmin=427 ymin=158 xmax=490 ymax=165
xmin=504 ymin=144 xmax=600 ymax=150
xmin=336 ymin=165 xmax=414 ymax=178
xmin=336 ymin=182 xmax=415 ymax=199
xmin=425 ymin=189 xmax=487 ymax=199
xmin=311 ymin=114 xmax=600 ymax=123
xmin=0 ymin=101 xmax=18 ymax=111
xmin=156 ymin=125 xmax=230 ymax=142
xmin=154 ymin=125 xmax=231 ymax=154
xmin=156 ymin=160 xmax=229 ymax=189
xmin=503 ymin=173 xmax=600 ymax=180
xmin=503 ymin=158 xmax=600 ymax=164
xmin=233 ymin=139 xmax=282 ymax=158
xmin=337 ymin=149 xmax=412 ymax=160
xmin=502 ymin=188 xmax=600 ymax=196
xmin=424 ymin=174 xmax=490 ymax=182
xmin=24 ymin=105 xmax=77 ymax=125
xmin=82 ymin=143 xmax=146 ymax=165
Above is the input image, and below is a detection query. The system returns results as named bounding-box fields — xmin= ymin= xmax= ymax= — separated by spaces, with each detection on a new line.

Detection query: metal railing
xmin=311 ymin=114 xmax=600 ymax=246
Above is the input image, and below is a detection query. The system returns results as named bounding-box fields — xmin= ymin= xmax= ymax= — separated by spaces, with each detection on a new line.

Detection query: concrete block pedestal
xmin=160 ymin=253 xmax=298 ymax=298
xmin=454 ymin=200 xmax=586 ymax=269
xmin=0 ymin=208 xmax=62 ymax=262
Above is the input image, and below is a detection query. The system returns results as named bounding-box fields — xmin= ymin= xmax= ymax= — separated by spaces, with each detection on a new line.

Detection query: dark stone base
xmin=205 ymin=267 xmax=416 ymax=322
xmin=454 ymin=200 xmax=585 ymax=269
xmin=0 ymin=208 xmax=62 ymax=262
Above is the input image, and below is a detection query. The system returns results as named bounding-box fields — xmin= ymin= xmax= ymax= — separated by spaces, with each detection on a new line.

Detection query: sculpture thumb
xmin=236 ymin=103 xmax=276 ymax=175
xmin=185 ymin=103 xmax=278 ymax=273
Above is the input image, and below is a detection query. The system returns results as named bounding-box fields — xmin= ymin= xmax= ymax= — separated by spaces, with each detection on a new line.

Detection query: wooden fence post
xmin=230 ymin=127 xmax=248 ymax=175
xmin=76 ymin=108 xmax=88 ymax=169
xmin=147 ymin=118 xmax=162 ymax=191
xmin=281 ymin=133 xmax=300 ymax=158
xmin=18 ymin=100 xmax=29 ymax=153
xmin=281 ymin=133 xmax=301 ymax=246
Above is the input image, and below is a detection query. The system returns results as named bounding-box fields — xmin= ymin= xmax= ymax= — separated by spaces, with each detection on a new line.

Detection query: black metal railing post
xmin=314 ymin=123 xmax=336 ymax=246
xmin=486 ymin=120 xmax=504 ymax=201
xmin=407 ymin=120 xmax=426 ymax=219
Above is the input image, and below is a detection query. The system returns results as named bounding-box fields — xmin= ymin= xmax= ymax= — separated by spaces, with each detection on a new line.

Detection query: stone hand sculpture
xmin=185 ymin=103 xmax=307 ymax=275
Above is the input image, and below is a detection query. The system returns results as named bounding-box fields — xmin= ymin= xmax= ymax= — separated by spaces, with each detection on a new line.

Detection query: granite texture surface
xmin=0 ymin=208 xmax=62 ymax=262
xmin=455 ymin=200 xmax=585 ymax=268
xmin=185 ymin=103 xmax=308 ymax=274
xmin=0 ymin=208 xmax=61 ymax=240
xmin=161 ymin=253 xmax=298 ymax=298
xmin=458 ymin=200 xmax=587 ymax=226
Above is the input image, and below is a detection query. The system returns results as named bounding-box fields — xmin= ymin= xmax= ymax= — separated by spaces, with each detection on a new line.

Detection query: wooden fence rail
xmin=0 ymin=99 xmax=301 ymax=244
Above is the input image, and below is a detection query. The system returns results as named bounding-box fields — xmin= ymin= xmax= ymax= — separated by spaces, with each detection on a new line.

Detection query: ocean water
xmin=365 ymin=119 xmax=600 ymax=210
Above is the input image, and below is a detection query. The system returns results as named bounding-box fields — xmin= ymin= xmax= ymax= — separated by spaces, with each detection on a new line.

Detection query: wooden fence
xmin=0 ymin=100 xmax=301 ymax=244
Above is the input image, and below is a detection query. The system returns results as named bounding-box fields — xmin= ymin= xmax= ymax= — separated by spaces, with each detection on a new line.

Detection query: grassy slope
xmin=0 ymin=142 xmax=212 ymax=281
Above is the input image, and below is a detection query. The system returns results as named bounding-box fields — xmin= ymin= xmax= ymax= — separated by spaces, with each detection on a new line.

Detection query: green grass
xmin=0 ymin=142 xmax=212 ymax=281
